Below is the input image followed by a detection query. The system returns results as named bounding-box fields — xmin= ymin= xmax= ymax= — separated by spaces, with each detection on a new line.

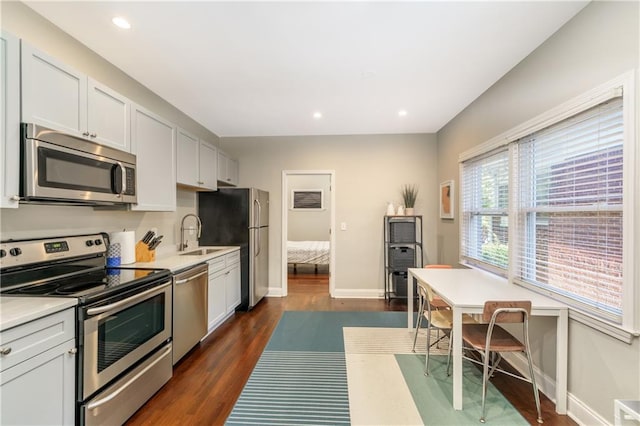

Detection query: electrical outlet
xmin=340 ymin=222 xmax=347 ymax=231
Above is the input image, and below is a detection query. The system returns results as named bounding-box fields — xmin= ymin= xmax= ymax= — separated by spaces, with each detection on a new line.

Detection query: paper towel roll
xmin=109 ymin=231 xmax=136 ymax=264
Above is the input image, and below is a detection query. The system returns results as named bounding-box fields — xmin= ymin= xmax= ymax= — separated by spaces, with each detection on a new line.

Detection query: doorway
xmin=281 ymin=170 xmax=335 ymax=297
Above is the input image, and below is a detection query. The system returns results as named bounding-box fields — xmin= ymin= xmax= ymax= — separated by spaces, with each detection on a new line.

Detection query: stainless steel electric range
xmin=0 ymin=233 xmax=173 ymax=426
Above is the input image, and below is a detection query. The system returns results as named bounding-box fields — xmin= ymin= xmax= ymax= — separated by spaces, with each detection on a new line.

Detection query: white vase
xmin=386 ymin=203 xmax=395 ymax=216
xmin=397 ymin=205 xmax=405 ymax=216
xmin=405 ymin=207 xmax=414 ymax=216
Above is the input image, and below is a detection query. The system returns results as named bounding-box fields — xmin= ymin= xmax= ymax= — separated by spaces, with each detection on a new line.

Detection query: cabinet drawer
xmin=225 ymin=250 xmax=240 ymax=266
xmin=0 ymin=308 xmax=75 ymax=372
xmin=207 ymin=257 xmax=226 ymax=274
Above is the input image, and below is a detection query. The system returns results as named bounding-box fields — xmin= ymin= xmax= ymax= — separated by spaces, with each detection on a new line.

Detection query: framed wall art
xmin=439 ymin=180 xmax=454 ymax=219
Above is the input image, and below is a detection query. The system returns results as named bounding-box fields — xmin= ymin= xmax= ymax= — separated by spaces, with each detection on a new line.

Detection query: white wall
xmin=436 ymin=2 xmax=640 ymax=423
xmin=0 ymin=2 xmax=216 ymax=249
xmin=221 ymin=134 xmax=438 ymax=297
xmin=287 ymin=174 xmax=331 ymax=241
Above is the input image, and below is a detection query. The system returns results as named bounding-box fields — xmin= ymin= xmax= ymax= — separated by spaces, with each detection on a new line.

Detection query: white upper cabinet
xmin=217 ymin=150 xmax=239 ymax=186
xmin=1 ymin=31 xmax=20 ymax=208
xmin=177 ymin=128 xmax=217 ymax=191
xmin=87 ymin=78 xmax=130 ymax=151
xmin=177 ymin=128 xmax=199 ymax=187
xmin=21 ymin=43 xmax=131 ymax=151
xmin=199 ymin=141 xmax=218 ymax=190
xmin=131 ymin=104 xmax=176 ymax=211
xmin=21 ymin=42 xmax=87 ymax=136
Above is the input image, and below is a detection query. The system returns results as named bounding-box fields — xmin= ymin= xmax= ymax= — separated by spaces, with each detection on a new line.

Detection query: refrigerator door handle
xmin=255 ymin=226 xmax=261 ymax=257
xmin=255 ymin=199 xmax=261 ymax=228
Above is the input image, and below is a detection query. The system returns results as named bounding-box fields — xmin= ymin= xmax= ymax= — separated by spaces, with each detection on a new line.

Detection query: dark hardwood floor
xmin=127 ymin=273 xmax=576 ymax=425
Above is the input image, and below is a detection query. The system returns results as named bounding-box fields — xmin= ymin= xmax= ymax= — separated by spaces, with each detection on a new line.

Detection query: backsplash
xmin=0 ymin=188 xmax=198 ymax=250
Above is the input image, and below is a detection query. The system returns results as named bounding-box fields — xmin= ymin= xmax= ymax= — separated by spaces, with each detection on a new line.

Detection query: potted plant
xmin=401 ymin=184 xmax=418 ymax=215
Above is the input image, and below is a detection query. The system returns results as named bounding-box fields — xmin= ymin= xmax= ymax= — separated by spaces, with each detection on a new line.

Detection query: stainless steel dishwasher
xmin=172 ymin=263 xmax=208 ymax=365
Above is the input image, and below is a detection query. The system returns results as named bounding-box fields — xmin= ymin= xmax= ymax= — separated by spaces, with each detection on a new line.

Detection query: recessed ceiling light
xmin=313 ymin=112 xmax=323 ymax=119
xmin=112 ymin=17 xmax=131 ymax=30
xmin=398 ymin=110 xmax=408 ymax=117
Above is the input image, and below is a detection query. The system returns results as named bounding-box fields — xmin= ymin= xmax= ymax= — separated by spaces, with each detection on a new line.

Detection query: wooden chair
xmin=424 ymin=264 xmax=452 ymax=310
xmin=412 ymin=281 xmax=475 ymax=375
xmin=461 ymin=301 xmax=543 ymax=424
xmin=423 ymin=264 xmax=453 ymax=349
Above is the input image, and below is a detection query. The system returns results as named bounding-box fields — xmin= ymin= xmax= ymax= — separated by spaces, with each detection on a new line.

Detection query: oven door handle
xmin=85 ymin=344 xmax=172 ymax=412
xmin=86 ymin=282 xmax=171 ymax=316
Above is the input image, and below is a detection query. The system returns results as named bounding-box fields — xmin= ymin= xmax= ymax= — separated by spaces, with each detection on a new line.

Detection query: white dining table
xmin=407 ymin=267 xmax=568 ymax=414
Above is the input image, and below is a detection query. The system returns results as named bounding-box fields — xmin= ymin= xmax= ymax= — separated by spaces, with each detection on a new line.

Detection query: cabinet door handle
xmin=68 ymin=348 xmax=77 ymax=355
xmin=0 ymin=347 xmax=12 ymax=356
xmin=82 ymin=131 xmax=90 ymax=137
xmin=90 ymin=133 xmax=97 ymax=138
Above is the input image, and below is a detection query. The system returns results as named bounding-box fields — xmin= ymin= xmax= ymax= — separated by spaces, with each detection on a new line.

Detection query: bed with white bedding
xmin=287 ymin=240 xmax=330 ymax=273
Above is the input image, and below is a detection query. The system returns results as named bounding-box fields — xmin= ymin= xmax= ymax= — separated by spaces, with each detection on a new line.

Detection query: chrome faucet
xmin=179 ymin=213 xmax=202 ymax=251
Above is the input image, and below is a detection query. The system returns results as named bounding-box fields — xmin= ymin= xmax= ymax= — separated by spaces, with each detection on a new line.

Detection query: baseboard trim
xmin=332 ymin=288 xmax=384 ymax=298
xmin=267 ymin=287 xmax=284 ymax=297
xmin=503 ymin=353 xmax=608 ymax=425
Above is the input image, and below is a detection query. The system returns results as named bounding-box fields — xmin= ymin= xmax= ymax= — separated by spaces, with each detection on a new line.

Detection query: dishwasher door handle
xmin=174 ymin=270 xmax=208 ymax=284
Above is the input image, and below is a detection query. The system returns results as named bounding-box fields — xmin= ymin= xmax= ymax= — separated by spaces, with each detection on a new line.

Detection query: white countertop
xmin=133 ymin=246 xmax=240 ymax=272
xmin=0 ymin=297 xmax=77 ymax=331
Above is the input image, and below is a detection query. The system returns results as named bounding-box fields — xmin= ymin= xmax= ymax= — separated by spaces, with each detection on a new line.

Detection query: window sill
xmin=568 ymin=309 xmax=639 ymax=344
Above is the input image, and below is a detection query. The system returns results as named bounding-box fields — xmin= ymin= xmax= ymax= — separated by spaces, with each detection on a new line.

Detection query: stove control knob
xmin=86 ymin=240 xmax=94 ymax=247
xmin=0 ymin=249 xmax=6 ymax=258
xmin=94 ymin=239 xmax=103 ymax=246
xmin=9 ymin=248 xmax=21 ymax=257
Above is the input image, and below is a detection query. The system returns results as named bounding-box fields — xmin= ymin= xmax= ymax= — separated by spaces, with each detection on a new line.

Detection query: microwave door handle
xmin=119 ymin=162 xmax=126 ymax=195
xmin=113 ymin=161 xmax=127 ymax=195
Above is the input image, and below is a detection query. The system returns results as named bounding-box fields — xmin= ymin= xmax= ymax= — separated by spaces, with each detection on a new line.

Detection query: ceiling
xmin=24 ymin=1 xmax=588 ymax=138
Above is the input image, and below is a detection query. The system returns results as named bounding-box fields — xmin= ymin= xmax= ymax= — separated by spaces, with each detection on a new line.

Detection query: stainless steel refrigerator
xmin=198 ymin=188 xmax=269 ymax=310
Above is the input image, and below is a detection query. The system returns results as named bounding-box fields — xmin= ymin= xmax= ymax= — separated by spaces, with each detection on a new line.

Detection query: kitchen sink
xmin=179 ymin=248 xmax=225 ymax=256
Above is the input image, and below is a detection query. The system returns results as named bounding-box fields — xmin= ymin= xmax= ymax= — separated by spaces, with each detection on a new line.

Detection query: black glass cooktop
xmin=2 ymin=267 xmax=171 ymax=302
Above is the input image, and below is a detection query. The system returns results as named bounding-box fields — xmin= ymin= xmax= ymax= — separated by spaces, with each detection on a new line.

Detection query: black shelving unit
xmin=384 ymin=215 xmax=423 ymax=301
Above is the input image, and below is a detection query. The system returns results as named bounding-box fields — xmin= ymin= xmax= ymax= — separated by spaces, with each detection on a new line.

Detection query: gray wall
xmin=287 ymin=174 xmax=331 ymax=241
xmin=0 ymin=2 xmax=217 ymax=249
xmin=221 ymin=134 xmax=438 ymax=296
xmin=436 ymin=1 xmax=640 ymax=423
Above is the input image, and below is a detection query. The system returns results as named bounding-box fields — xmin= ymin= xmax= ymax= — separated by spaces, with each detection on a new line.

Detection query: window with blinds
xmin=513 ymin=97 xmax=624 ymax=321
xmin=461 ymin=149 xmax=509 ymax=273
xmin=292 ymin=190 xmax=323 ymax=210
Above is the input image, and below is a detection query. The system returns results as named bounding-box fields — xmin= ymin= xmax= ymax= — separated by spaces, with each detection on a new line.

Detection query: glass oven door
xmin=82 ymin=280 xmax=172 ymax=399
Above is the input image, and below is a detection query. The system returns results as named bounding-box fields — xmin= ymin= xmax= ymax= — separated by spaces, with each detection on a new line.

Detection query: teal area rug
xmin=226 ymin=311 xmax=526 ymax=425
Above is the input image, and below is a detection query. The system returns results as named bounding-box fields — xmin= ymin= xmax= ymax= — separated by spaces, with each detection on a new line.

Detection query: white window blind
xmin=461 ymin=149 xmax=509 ymax=273
xmin=513 ymin=97 xmax=624 ymax=322
xmin=292 ymin=190 xmax=323 ymax=210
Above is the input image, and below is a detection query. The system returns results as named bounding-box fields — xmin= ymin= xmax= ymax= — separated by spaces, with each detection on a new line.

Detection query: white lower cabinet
xmin=225 ymin=260 xmax=241 ymax=314
xmin=207 ymin=250 xmax=241 ymax=333
xmin=0 ymin=308 xmax=76 ymax=426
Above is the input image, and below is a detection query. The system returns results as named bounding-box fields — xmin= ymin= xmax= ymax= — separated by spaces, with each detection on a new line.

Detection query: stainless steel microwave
xmin=20 ymin=123 xmax=137 ymax=205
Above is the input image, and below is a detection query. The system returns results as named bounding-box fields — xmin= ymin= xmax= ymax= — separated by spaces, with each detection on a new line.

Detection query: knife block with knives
xmin=135 ymin=230 xmax=163 ymax=262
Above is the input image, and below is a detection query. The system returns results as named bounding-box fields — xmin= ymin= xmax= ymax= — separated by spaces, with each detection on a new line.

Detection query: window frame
xmin=460 ymin=149 xmax=510 ymax=276
xmin=458 ymin=71 xmax=638 ymax=341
